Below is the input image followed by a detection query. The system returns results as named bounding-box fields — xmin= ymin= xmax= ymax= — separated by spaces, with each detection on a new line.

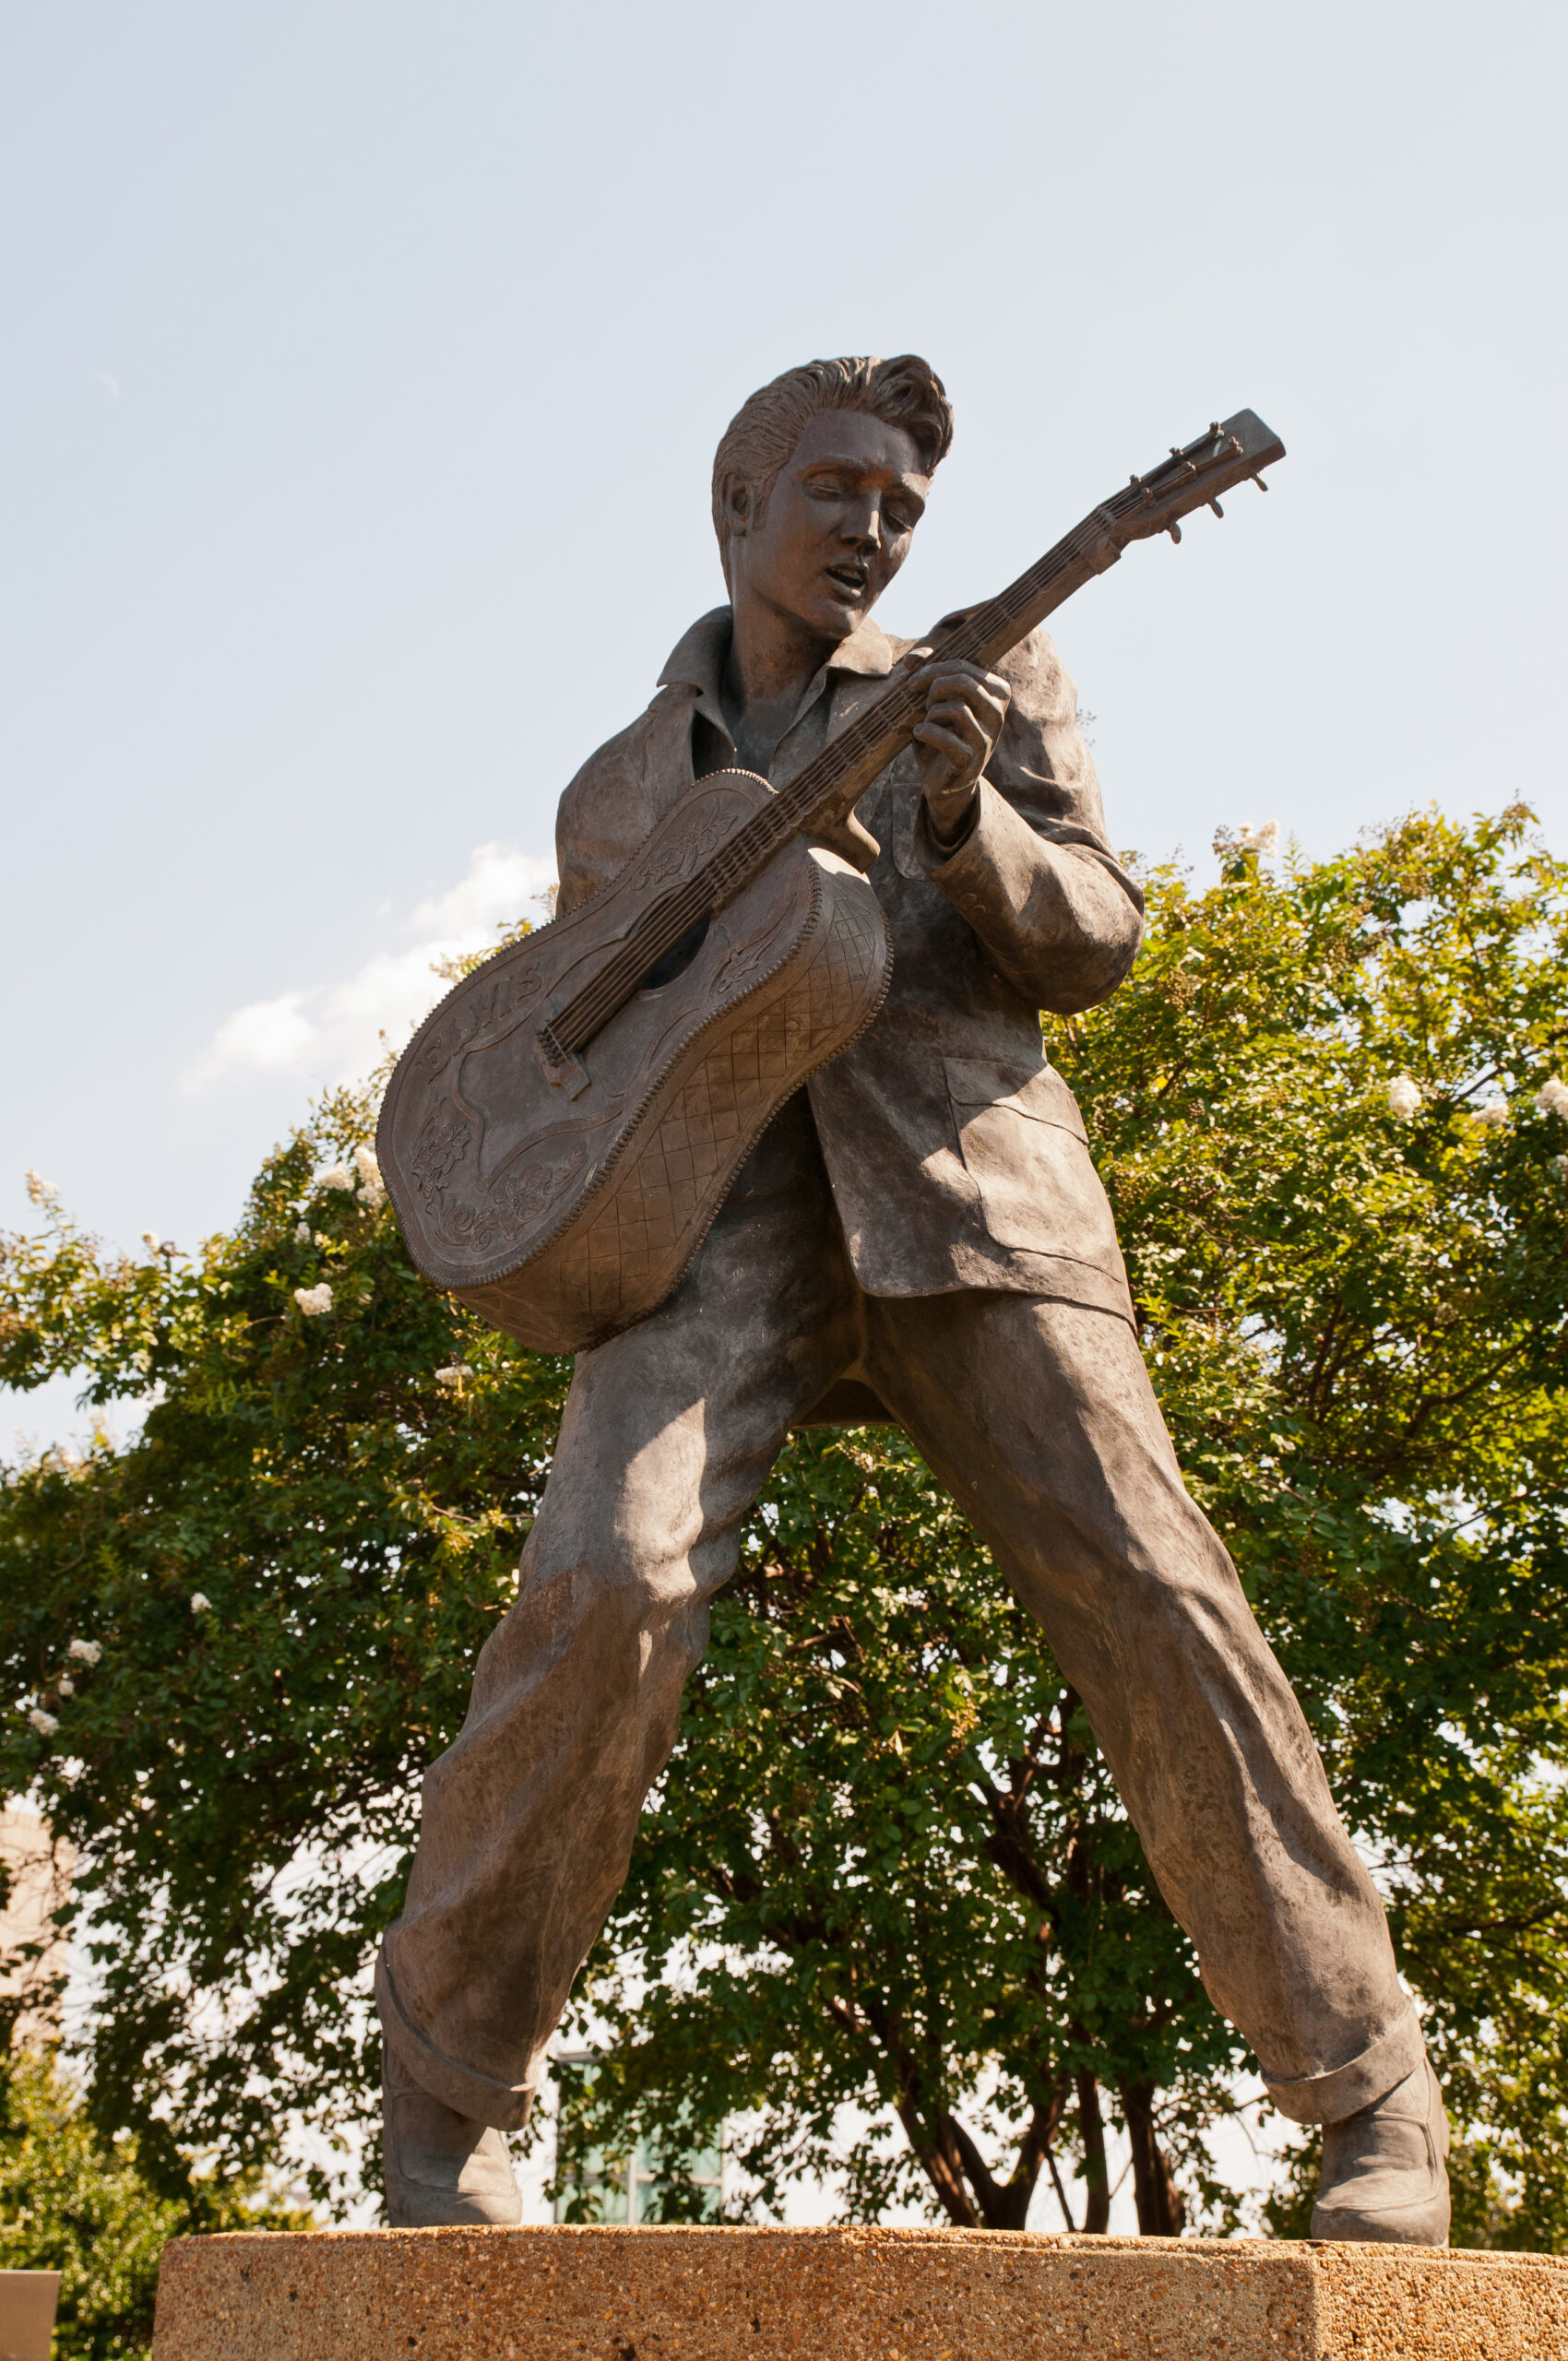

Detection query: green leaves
xmin=1066 ymin=803 xmax=1568 ymax=2242
xmin=0 ymin=2048 xmax=309 ymax=2361
xmin=0 ymin=1084 xmax=569 ymax=2204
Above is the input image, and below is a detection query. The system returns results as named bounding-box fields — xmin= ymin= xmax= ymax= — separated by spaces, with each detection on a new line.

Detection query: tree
xmin=0 ymin=2046 xmax=309 ymax=2361
xmin=0 ymin=1106 xmax=568 ymax=2203
xmin=2 ymin=806 xmax=1566 ymax=2240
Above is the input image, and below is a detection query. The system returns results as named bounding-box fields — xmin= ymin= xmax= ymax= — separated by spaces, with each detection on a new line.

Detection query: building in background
xmin=0 ymin=1807 xmax=72 ymax=2047
xmin=549 ymin=2050 xmax=724 ymax=2224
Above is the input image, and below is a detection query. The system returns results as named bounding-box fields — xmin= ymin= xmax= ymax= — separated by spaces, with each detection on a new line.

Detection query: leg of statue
xmin=862 ymin=1289 xmax=1450 ymax=2246
xmin=375 ymin=1101 xmax=857 ymax=2224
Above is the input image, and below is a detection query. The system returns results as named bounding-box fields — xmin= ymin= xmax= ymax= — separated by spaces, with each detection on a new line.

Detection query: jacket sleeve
xmin=912 ymin=627 xmax=1144 ymax=1014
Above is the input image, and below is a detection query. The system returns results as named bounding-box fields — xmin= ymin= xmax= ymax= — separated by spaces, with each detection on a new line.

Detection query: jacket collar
xmin=657 ymin=608 xmax=897 ymax=718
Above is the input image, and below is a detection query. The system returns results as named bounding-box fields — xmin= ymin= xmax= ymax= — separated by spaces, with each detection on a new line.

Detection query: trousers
xmin=377 ymin=1098 xmax=1420 ymax=2132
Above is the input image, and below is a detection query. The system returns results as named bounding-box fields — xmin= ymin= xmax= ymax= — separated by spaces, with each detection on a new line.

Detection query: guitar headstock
xmin=1119 ymin=408 xmax=1285 ymax=546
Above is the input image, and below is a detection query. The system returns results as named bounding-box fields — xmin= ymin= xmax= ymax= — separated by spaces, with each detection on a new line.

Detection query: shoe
xmin=382 ymin=2043 xmax=523 ymax=2227
xmin=1311 ymin=2058 xmax=1451 ymax=2245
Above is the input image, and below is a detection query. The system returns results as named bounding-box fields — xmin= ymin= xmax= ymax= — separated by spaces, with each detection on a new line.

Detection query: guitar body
xmin=377 ymin=768 xmax=891 ymax=1355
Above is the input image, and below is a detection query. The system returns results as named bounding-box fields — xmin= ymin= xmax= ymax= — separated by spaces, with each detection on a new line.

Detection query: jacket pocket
xmin=944 ymin=1056 xmax=1123 ymax=1268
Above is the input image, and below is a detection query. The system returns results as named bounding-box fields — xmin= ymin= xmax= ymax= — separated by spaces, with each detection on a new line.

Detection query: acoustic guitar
xmin=379 ymin=408 xmax=1285 ymax=1354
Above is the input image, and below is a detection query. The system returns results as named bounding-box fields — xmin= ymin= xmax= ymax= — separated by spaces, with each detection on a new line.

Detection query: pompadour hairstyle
xmin=710 ymin=354 xmax=954 ymax=583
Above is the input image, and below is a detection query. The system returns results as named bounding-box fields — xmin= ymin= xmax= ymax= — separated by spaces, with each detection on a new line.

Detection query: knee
xmin=515 ymin=1501 xmax=704 ymax=1652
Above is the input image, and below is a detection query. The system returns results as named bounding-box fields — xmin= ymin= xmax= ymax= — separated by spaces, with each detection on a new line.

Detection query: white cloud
xmin=410 ymin=846 xmax=549 ymax=938
xmin=185 ymin=842 xmax=555 ymax=1090
xmin=202 ymin=990 xmax=316 ymax=1075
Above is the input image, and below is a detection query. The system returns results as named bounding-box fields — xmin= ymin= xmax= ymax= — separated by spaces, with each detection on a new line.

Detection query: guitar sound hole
xmin=637 ymin=913 xmax=710 ymax=992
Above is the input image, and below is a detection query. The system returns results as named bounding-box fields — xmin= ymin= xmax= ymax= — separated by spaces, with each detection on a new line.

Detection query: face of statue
xmin=722 ymin=409 xmax=930 ymax=647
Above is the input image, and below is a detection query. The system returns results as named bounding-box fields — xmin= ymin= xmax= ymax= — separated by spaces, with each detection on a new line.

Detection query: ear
xmin=719 ymin=472 xmax=753 ymax=539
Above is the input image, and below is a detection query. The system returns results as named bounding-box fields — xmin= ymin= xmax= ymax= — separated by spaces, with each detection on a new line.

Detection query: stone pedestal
xmin=149 ymin=2224 xmax=1568 ymax=2361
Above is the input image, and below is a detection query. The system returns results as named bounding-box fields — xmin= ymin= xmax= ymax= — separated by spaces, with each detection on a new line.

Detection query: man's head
xmin=712 ymin=355 xmax=953 ymax=647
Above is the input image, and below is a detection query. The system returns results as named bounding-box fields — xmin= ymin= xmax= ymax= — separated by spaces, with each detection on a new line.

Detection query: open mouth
xmin=825 ymin=564 xmax=868 ymax=600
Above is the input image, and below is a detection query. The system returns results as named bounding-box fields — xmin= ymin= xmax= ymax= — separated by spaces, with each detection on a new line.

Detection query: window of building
xmin=550 ymin=2051 xmax=723 ymax=2223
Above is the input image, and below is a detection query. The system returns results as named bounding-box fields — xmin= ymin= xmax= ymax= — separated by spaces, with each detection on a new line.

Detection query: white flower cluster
xmin=142 ymin=1229 xmax=161 ymax=1252
xmin=1477 ymin=1099 xmax=1509 ymax=1128
xmin=1538 ymin=1077 xmax=1568 ymax=1119
xmin=1237 ymin=820 xmax=1280 ymax=858
xmin=68 ymin=1638 xmax=101 ymax=1666
xmin=312 ymin=1145 xmax=386 ymax=1209
xmin=294 ymin=1221 xmax=312 ymax=1244
xmin=434 ymin=1363 xmax=475 ymax=1388
xmin=28 ymin=1707 xmax=57 ymax=1737
xmin=1385 ymin=1075 xmax=1422 ymax=1120
xmin=294 ymin=1284 xmax=334 ymax=1316
xmin=24 ymin=1169 xmax=57 ymax=1206
xmin=190 ymin=1593 xmax=212 ymax=1616
xmin=352 ymin=1144 xmax=387 ymax=1207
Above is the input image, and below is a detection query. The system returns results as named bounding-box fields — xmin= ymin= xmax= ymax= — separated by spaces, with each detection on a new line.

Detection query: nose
xmin=839 ymin=493 xmax=881 ymax=552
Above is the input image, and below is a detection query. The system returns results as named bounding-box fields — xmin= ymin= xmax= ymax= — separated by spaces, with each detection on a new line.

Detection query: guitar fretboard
xmin=544 ymin=485 xmax=1152 ymax=1059
xmin=543 ymin=409 xmax=1282 ymax=1063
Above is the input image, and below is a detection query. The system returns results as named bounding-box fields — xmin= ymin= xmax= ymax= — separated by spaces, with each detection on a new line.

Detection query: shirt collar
xmin=657 ymin=607 xmax=897 ymax=722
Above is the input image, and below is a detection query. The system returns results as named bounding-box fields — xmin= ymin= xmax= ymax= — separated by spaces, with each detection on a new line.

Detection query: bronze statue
xmin=375 ymin=357 xmax=1450 ymax=2244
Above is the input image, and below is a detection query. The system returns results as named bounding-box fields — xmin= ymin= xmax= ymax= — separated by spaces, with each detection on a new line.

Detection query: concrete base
xmin=149 ymin=2224 xmax=1568 ymax=2361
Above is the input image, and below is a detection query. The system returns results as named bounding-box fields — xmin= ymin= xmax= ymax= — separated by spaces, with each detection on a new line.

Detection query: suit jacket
xmin=555 ymin=607 xmax=1144 ymax=1325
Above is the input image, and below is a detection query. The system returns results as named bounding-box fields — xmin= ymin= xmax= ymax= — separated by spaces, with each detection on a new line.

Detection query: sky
xmin=4 ymin=0 xmax=1565 ymax=1453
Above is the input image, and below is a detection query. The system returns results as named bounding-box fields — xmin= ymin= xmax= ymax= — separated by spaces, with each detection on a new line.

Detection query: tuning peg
xmin=1253 ymin=473 xmax=1270 ymax=492
xmin=1209 ymin=498 xmax=1224 ymax=518
xmin=1209 ymin=421 xmax=1220 ymax=433
xmin=1167 ymin=521 xmax=1182 ymax=543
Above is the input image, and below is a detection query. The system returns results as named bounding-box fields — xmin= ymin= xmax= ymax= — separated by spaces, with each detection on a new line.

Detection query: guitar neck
xmin=542 ymin=411 xmax=1283 ymax=1062
xmin=774 ymin=491 xmax=1135 ymax=842
xmin=680 ymin=479 xmax=1144 ymax=935
xmin=761 ymin=405 xmax=1284 ymax=856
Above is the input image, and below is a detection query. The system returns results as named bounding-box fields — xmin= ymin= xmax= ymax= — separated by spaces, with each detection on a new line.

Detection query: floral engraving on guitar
xmin=410 ymin=1108 xmax=474 ymax=1204
xmin=639 ymin=812 xmax=732 ymax=891
xmin=491 ymin=1152 xmax=582 ymax=1242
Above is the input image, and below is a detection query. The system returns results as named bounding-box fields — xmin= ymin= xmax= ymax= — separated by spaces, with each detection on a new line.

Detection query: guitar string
xmin=545 ymin=509 xmax=1129 ymax=1054
xmin=546 ymin=498 xmax=1142 ymax=1055
xmin=546 ymin=467 xmax=1176 ymax=1055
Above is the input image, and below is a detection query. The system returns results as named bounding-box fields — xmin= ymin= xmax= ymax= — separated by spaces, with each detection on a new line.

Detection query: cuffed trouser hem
xmin=375 ymin=1944 xmax=537 ymax=2133
xmin=1264 ymin=2005 xmax=1424 ymax=2126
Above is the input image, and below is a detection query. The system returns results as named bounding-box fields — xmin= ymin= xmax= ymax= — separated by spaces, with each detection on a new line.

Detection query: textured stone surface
xmin=150 ymin=2225 xmax=1568 ymax=2360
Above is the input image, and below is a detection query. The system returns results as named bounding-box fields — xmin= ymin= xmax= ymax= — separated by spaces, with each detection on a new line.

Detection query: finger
xmin=901 ymin=644 xmax=935 ymax=670
xmin=924 ymin=692 xmax=1003 ymax=742
xmin=921 ymin=676 xmax=1009 ymax=730
xmin=920 ymin=702 xmax=992 ymax=756
xmin=911 ymin=658 xmax=1010 ymax=703
xmin=912 ymin=721 xmax=981 ymax=765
